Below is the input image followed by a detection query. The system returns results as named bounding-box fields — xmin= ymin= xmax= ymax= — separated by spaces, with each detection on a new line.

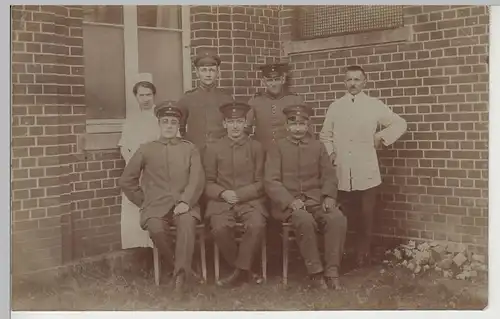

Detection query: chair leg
xmin=199 ymin=231 xmax=207 ymax=283
xmin=282 ymin=227 xmax=289 ymax=286
xmin=261 ymin=233 xmax=267 ymax=283
xmin=153 ymin=246 xmax=160 ymax=286
xmin=214 ymin=241 xmax=220 ymax=282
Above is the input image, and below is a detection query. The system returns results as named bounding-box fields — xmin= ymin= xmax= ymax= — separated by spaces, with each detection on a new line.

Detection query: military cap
xmin=283 ymin=104 xmax=312 ymax=120
xmin=154 ymin=100 xmax=182 ymax=119
xmin=193 ymin=47 xmax=221 ymax=67
xmin=219 ymin=101 xmax=251 ymax=119
xmin=259 ymin=63 xmax=288 ymax=78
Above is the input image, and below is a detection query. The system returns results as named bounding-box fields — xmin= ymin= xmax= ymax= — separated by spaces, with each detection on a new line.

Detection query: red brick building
xmin=11 ymin=5 xmax=489 ymax=274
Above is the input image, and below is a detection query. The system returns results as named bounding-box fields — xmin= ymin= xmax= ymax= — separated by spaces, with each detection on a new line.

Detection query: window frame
xmin=83 ymin=5 xmax=192 ymax=136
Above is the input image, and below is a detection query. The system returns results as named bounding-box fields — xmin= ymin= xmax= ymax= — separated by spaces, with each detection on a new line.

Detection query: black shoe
xmin=357 ymin=253 xmax=370 ymax=268
xmin=309 ymin=273 xmax=328 ymax=290
xmin=217 ymin=268 xmax=247 ymax=287
xmin=191 ymin=269 xmax=205 ymax=284
xmin=248 ymin=271 xmax=264 ymax=285
xmin=325 ymin=276 xmax=342 ymax=290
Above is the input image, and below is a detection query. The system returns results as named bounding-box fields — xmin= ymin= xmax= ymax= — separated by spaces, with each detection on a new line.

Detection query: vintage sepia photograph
xmin=10 ymin=3 xmax=490 ymax=312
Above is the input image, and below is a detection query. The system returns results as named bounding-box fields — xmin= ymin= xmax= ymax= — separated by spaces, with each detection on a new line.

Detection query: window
xmin=137 ymin=5 xmax=181 ymax=29
xmin=137 ymin=5 xmax=185 ymax=103
xmin=293 ymin=5 xmax=404 ymax=40
xmin=83 ymin=5 xmax=190 ymax=126
xmin=83 ymin=6 xmax=126 ymax=119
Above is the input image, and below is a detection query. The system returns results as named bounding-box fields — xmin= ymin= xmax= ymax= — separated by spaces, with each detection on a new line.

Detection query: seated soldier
xmin=118 ymin=101 xmax=205 ymax=293
xmin=203 ymin=101 xmax=267 ymax=287
xmin=264 ymin=104 xmax=347 ymax=290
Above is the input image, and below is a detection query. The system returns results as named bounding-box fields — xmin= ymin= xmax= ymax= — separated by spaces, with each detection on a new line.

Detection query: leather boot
xmin=325 ymin=276 xmax=342 ymax=290
xmin=309 ymin=272 xmax=328 ymax=290
xmin=217 ymin=268 xmax=248 ymax=287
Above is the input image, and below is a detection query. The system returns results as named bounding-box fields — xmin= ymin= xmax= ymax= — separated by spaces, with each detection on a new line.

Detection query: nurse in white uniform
xmin=118 ymin=75 xmax=159 ymax=249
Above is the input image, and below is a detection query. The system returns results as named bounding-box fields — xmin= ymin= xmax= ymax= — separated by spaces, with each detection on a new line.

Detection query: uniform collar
xmin=264 ymin=90 xmax=286 ymax=100
xmin=198 ymin=83 xmax=217 ymax=92
xmin=346 ymin=91 xmax=366 ymax=101
xmin=157 ymin=136 xmax=181 ymax=145
xmin=226 ymin=135 xmax=248 ymax=147
xmin=286 ymin=133 xmax=311 ymax=145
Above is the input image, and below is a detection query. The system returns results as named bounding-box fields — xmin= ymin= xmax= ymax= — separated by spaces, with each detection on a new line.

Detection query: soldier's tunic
xmin=118 ymin=137 xmax=205 ymax=275
xmin=177 ymin=86 xmax=234 ymax=153
xmin=246 ymin=91 xmax=305 ymax=150
xmin=264 ymin=135 xmax=347 ymax=277
xmin=203 ymin=136 xmax=267 ymax=270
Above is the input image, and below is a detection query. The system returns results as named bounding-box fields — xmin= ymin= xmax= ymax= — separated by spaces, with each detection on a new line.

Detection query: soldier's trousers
xmin=210 ymin=207 xmax=266 ymax=271
xmin=290 ymin=205 xmax=347 ymax=277
xmin=338 ymin=185 xmax=379 ymax=257
xmin=145 ymin=212 xmax=197 ymax=276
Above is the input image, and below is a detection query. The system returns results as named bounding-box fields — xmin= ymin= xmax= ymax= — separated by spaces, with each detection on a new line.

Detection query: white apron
xmin=118 ymin=108 xmax=159 ymax=249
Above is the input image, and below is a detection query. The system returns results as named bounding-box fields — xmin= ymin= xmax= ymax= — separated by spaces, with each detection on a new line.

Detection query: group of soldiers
xmin=118 ymin=47 xmax=407 ymax=294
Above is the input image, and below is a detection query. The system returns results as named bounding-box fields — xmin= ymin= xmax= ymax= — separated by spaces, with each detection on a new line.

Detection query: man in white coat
xmin=118 ymin=76 xmax=159 ymax=250
xmin=319 ymin=65 xmax=407 ymax=268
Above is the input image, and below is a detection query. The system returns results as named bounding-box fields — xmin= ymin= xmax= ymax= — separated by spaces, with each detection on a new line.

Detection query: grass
xmin=12 ymin=249 xmax=487 ymax=311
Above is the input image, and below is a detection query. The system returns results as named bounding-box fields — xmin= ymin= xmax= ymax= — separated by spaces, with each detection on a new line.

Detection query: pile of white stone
xmin=382 ymin=240 xmax=487 ymax=281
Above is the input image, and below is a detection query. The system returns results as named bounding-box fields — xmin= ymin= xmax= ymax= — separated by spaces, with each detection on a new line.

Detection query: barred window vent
xmin=293 ymin=5 xmax=404 ymax=41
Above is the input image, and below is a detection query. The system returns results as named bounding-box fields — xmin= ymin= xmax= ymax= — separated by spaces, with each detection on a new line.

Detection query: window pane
xmin=138 ymin=29 xmax=184 ymax=102
xmin=83 ymin=24 xmax=126 ymax=119
xmin=83 ymin=5 xmax=123 ymax=25
xmin=137 ymin=5 xmax=181 ymax=29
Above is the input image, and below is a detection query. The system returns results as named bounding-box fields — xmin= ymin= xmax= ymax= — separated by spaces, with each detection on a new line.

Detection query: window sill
xmin=79 ymin=119 xmax=124 ymax=152
xmin=283 ymin=26 xmax=412 ymax=55
xmin=86 ymin=119 xmax=124 ymax=134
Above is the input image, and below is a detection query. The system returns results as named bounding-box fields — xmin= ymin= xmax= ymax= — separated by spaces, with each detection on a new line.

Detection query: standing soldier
xmin=119 ymin=101 xmax=205 ymax=293
xmin=203 ymin=101 xmax=267 ymax=287
xmin=319 ymin=65 xmax=407 ymax=268
xmin=246 ymin=63 xmax=308 ymax=150
xmin=265 ymin=104 xmax=347 ymax=290
xmin=178 ymin=47 xmax=234 ymax=154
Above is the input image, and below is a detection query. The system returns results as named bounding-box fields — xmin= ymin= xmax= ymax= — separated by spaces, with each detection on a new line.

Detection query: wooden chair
xmin=152 ymin=223 xmax=207 ymax=285
xmin=213 ymin=222 xmax=267 ymax=283
xmin=281 ymin=222 xmax=294 ymax=286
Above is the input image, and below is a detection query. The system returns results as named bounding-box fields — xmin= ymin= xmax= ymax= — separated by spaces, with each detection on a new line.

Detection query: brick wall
xmin=281 ymin=5 xmax=489 ymax=254
xmin=70 ymin=150 xmax=123 ymax=259
xmin=11 ymin=5 xmax=489 ymax=274
xmin=11 ymin=5 xmax=86 ymax=273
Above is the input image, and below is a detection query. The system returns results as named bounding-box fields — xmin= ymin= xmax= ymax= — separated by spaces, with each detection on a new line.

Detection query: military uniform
xmin=118 ymin=102 xmax=205 ymax=280
xmin=178 ymin=48 xmax=234 ymax=153
xmin=264 ymin=104 xmax=347 ymax=280
xmin=203 ymin=101 xmax=267 ymax=284
xmin=246 ymin=63 xmax=307 ymax=150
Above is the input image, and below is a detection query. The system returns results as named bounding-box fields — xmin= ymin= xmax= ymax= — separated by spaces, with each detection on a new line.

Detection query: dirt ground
xmin=12 ymin=248 xmax=487 ymax=311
